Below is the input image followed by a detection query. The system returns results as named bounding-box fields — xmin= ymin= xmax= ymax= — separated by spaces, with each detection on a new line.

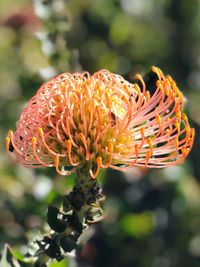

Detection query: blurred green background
xmin=1 ymin=0 xmax=200 ymax=266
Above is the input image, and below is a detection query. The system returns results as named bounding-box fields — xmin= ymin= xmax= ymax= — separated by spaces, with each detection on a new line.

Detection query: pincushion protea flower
xmin=6 ymin=67 xmax=194 ymax=178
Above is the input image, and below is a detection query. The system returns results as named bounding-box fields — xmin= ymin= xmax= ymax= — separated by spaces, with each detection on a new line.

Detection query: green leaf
xmin=0 ymin=244 xmax=20 ymax=267
xmin=49 ymin=258 xmax=69 ymax=267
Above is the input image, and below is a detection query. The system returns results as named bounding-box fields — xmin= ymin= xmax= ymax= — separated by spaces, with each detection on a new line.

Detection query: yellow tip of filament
xmin=5 ymin=137 xmax=11 ymax=152
xmin=37 ymin=127 xmax=43 ymax=137
xmin=156 ymin=115 xmax=161 ymax=126
xmin=147 ymin=138 xmax=153 ymax=157
xmin=191 ymin=128 xmax=195 ymax=137
xmin=181 ymin=147 xmax=188 ymax=157
xmin=182 ymin=113 xmax=188 ymax=123
xmin=145 ymin=91 xmax=150 ymax=101
xmin=135 ymin=74 xmax=142 ymax=80
xmin=151 ymin=66 xmax=161 ymax=80
xmin=8 ymin=130 xmax=13 ymax=138
xmin=176 ymin=110 xmax=182 ymax=122
xmin=165 ymin=129 xmax=170 ymax=135
xmin=151 ymin=66 xmax=157 ymax=72
xmin=175 ymin=120 xmax=180 ymax=134
xmin=145 ymin=151 xmax=152 ymax=166
xmin=7 ymin=130 xmax=24 ymax=156
xmin=32 ymin=136 xmax=37 ymax=144
xmin=134 ymin=84 xmax=140 ymax=93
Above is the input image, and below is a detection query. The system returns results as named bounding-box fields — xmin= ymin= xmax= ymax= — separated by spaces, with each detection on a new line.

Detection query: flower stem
xmin=25 ymin=166 xmax=104 ymax=267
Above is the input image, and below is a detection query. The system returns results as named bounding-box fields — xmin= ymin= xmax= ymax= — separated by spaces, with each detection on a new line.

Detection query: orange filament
xmin=182 ymin=113 xmax=188 ymax=123
xmin=54 ymin=155 xmax=71 ymax=176
xmin=102 ymin=143 xmax=113 ymax=168
xmin=38 ymin=127 xmax=65 ymax=157
xmin=93 ymin=107 xmax=101 ymax=146
xmin=156 ymin=115 xmax=162 ymax=133
xmin=90 ymin=157 xmax=102 ymax=179
xmin=175 ymin=137 xmax=179 ymax=153
xmin=176 ymin=110 xmax=182 ymax=122
xmin=54 ymin=155 xmax=61 ymax=175
xmin=190 ymin=128 xmax=195 ymax=139
xmin=134 ymin=83 xmax=141 ymax=94
xmin=78 ymin=133 xmax=89 ymax=161
xmin=174 ymin=121 xmax=180 ymax=135
xmin=8 ymin=131 xmax=23 ymax=156
xmin=135 ymin=74 xmax=146 ymax=94
xmin=134 ymin=144 xmax=139 ymax=160
xmin=66 ymin=140 xmax=79 ymax=166
xmin=32 ymin=137 xmax=52 ymax=167
xmin=145 ymin=151 xmax=152 ymax=166
xmin=61 ymin=115 xmax=78 ymax=148
xmin=140 ymin=127 xmax=145 ymax=145
xmin=145 ymin=91 xmax=150 ymax=101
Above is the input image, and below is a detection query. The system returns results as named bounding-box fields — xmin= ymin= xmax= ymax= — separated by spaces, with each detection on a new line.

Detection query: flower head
xmin=6 ymin=67 xmax=194 ymax=178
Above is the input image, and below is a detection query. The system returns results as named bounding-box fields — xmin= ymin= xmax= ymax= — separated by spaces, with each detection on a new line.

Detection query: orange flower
xmin=6 ymin=67 xmax=194 ymax=178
